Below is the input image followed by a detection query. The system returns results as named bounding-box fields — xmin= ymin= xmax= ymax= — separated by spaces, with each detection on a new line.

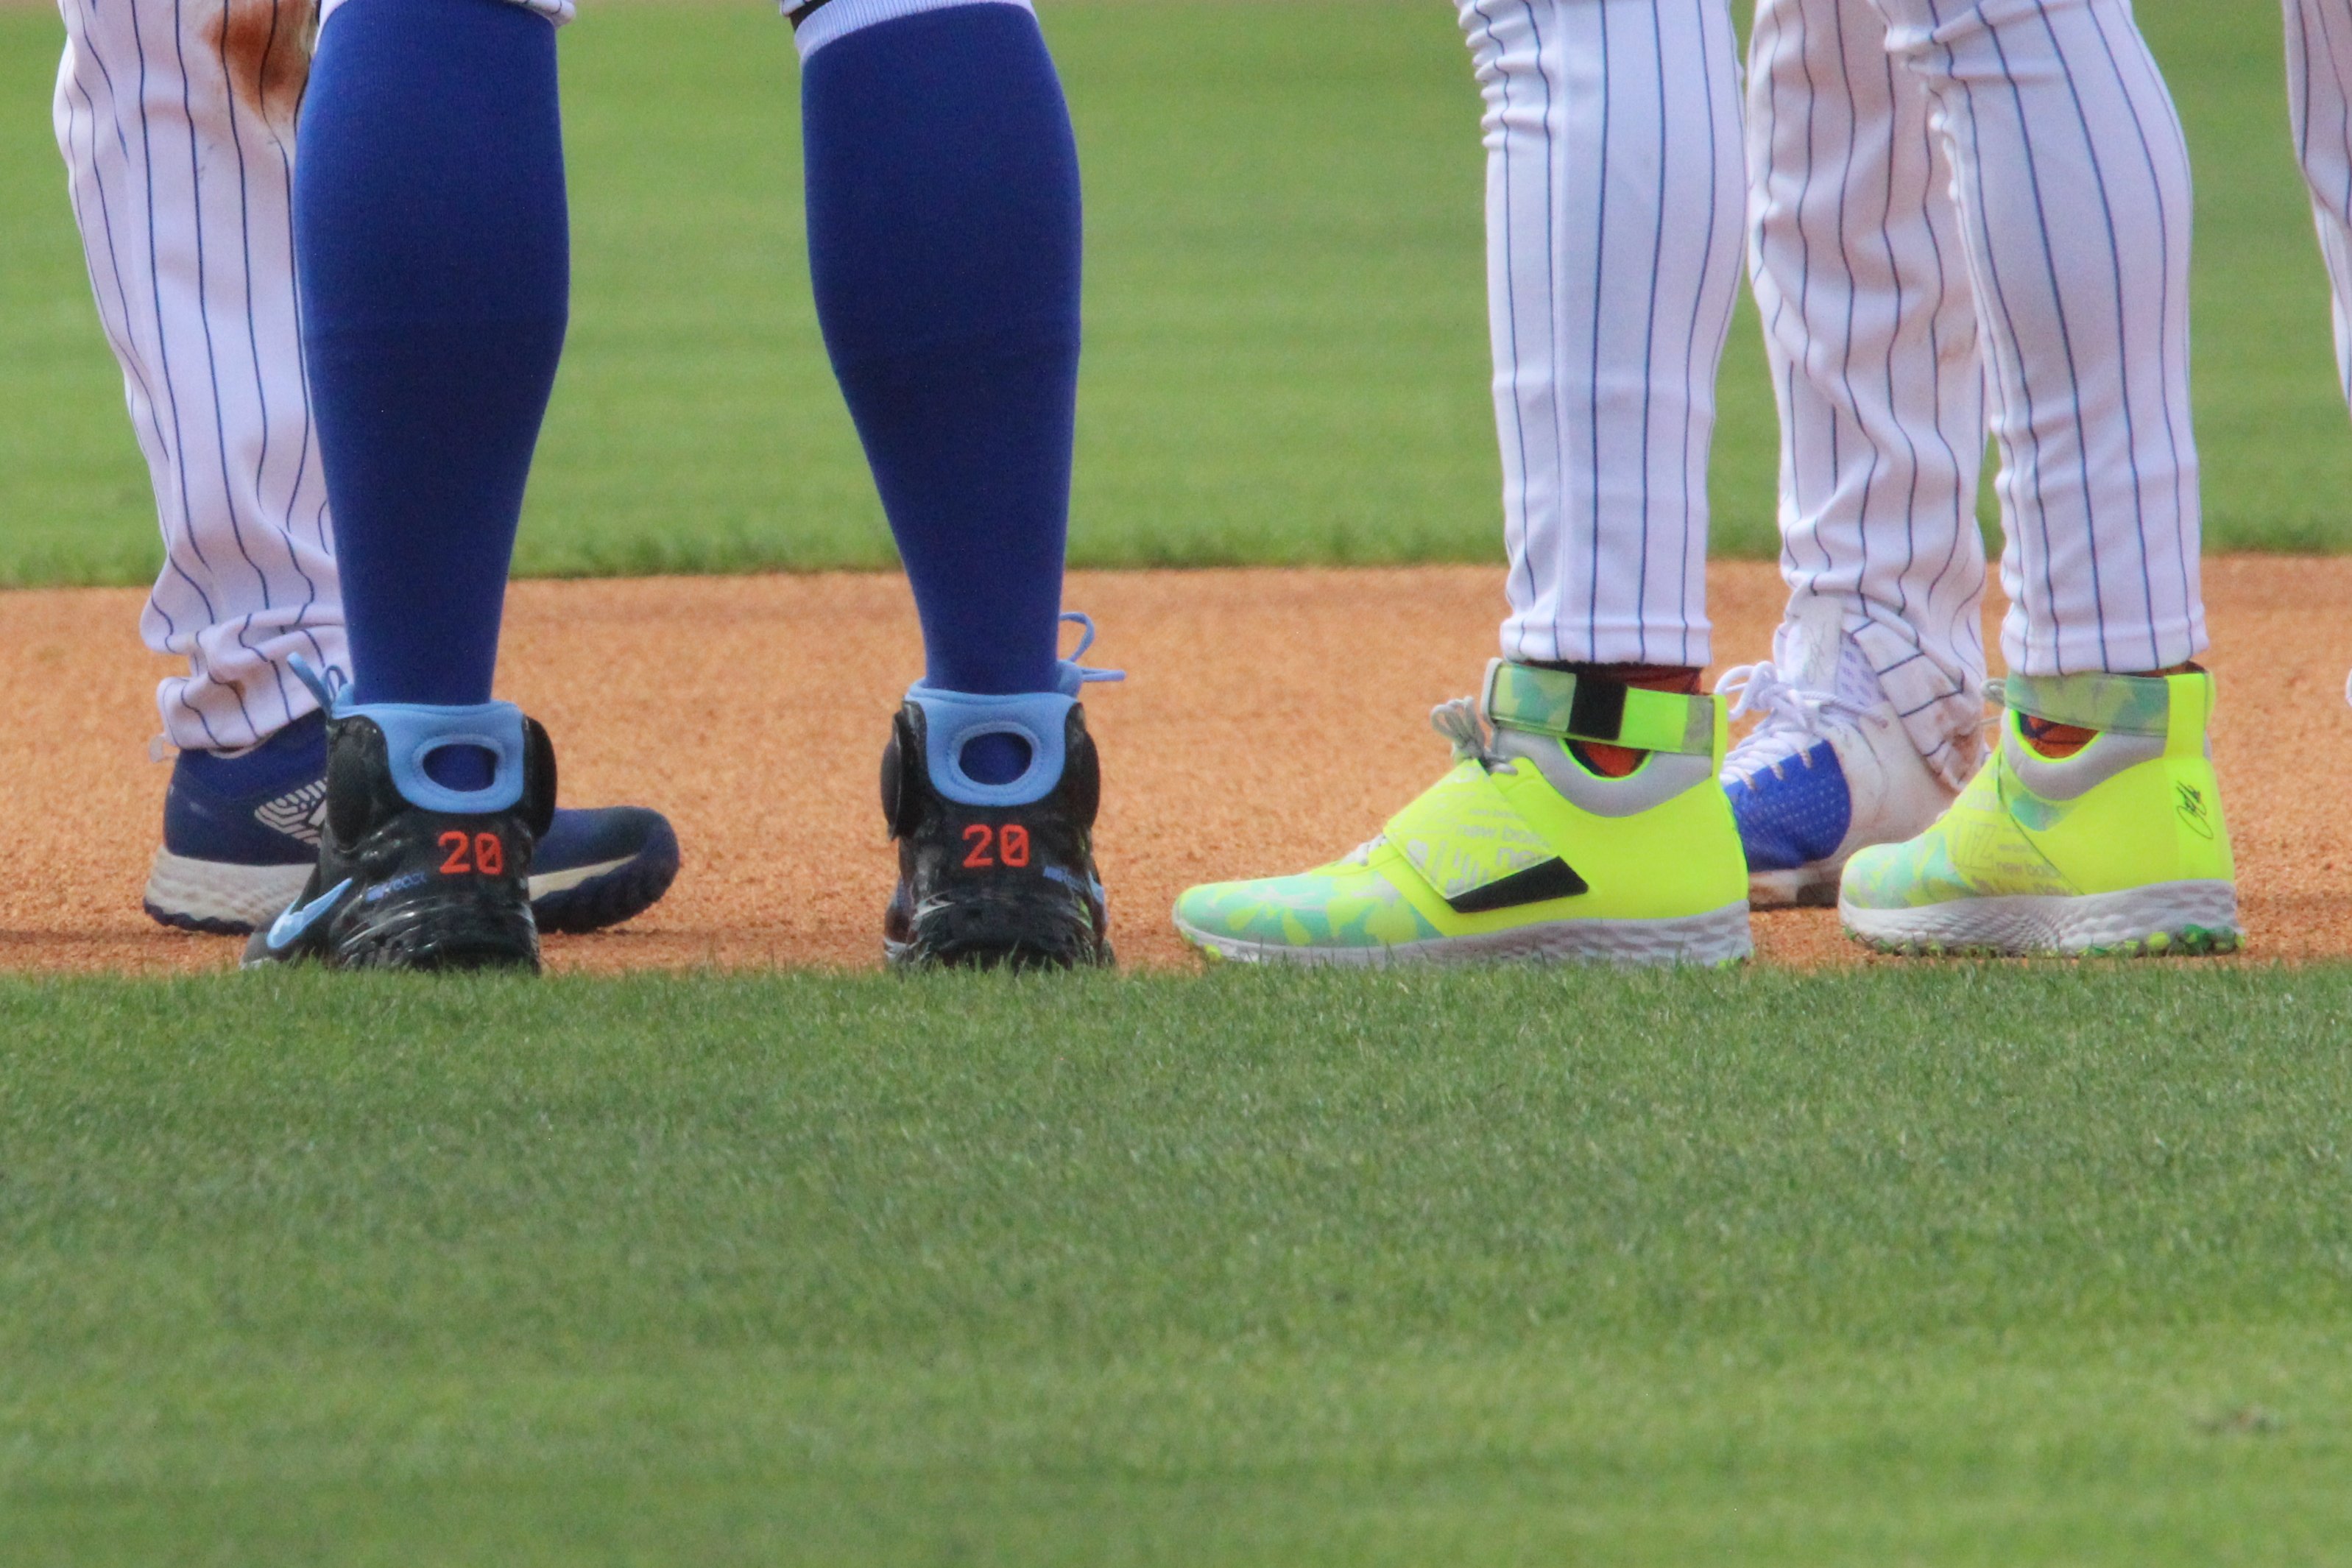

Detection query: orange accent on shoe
xmin=2019 ymin=715 xmax=2095 ymax=760
xmin=2019 ymin=663 xmax=2200 ymax=760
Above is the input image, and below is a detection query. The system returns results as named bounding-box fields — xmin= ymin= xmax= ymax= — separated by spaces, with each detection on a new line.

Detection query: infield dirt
xmin=4 ymin=556 xmax=2349 ymax=973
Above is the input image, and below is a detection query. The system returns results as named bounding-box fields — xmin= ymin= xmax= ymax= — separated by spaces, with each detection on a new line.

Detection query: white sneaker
xmin=1715 ymin=600 xmax=1958 ymax=908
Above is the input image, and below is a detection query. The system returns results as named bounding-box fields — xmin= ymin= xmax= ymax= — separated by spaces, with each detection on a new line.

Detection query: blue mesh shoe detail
xmin=160 ymin=711 xmax=331 ymax=869
xmin=1723 ymin=738 xmax=1852 ymax=874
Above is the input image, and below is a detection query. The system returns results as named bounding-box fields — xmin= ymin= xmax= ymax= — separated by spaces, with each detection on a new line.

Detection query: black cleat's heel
xmin=244 ymin=700 xmax=558 ymax=974
xmin=886 ymin=881 xmax=1113 ymax=971
xmin=331 ymin=881 xmax=543 ymax=972
xmin=880 ymin=700 xmax=1114 ymax=972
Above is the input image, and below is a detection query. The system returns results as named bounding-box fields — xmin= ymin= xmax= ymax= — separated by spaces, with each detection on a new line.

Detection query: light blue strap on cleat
xmin=907 ymin=685 xmax=1074 ymax=809
xmin=912 ymin=611 xmax=1120 ymax=808
xmin=290 ymin=653 xmax=529 ymax=815
xmin=358 ymin=703 xmax=531 ymax=814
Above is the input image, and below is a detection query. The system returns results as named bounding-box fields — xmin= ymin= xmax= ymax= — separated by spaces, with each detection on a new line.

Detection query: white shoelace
xmin=1429 ymin=696 xmax=1494 ymax=766
xmin=1714 ymin=662 xmax=1869 ymax=784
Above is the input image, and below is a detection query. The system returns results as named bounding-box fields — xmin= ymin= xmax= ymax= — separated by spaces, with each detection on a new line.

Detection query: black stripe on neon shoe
xmin=1442 ymin=858 xmax=1589 ymax=916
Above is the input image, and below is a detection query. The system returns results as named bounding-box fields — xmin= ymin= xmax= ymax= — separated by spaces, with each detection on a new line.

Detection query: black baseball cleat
xmin=243 ymin=696 xmax=558 ymax=973
xmin=880 ymin=657 xmax=1118 ymax=971
xmin=141 ymin=709 xmax=681 ymax=939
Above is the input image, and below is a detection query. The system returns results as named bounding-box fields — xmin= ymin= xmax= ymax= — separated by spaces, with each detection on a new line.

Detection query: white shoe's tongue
xmin=1776 ymin=597 xmax=1847 ymax=693
xmin=1726 ymin=604 xmax=1899 ymax=778
xmin=1776 ymin=599 xmax=1890 ymax=713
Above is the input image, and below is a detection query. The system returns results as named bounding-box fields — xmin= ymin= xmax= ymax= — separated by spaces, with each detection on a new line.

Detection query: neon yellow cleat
xmin=1838 ymin=669 xmax=2240 ymax=957
xmin=1172 ymin=663 xmax=1751 ymax=966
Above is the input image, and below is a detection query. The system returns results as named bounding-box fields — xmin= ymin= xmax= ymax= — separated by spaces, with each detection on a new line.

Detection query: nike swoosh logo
xmin=265 ymin=878 xmax=353 ymax=952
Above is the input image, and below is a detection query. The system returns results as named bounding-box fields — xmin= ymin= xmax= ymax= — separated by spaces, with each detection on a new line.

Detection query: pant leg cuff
xmin=791 ymin=0 xmax=1034 ymax=60
xmin=1848 ymin=616 xmax=1989 ymax=793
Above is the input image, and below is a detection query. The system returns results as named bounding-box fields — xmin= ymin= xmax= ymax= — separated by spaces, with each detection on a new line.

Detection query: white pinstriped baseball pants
xmin=1748 ymin=0 xmax=2207 ymax=770
xmin=1460 ymin=0 xmax=1748 ymax=670
xmin=2288 ymin=0 xmax=2352 ymax=417
xmin=54 ymin=0 xmax=568 ymax=753
xmin=54 ymin=0 xmax=346 ymax=751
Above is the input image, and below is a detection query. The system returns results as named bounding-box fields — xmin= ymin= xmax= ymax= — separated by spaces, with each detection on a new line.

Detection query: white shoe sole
xmin=1174 ymin=902 xmax=1754 ymax=968
xmin=144 ymin=847 xmax=633 ymax=934
xmin=144 ymin=851 xmax=308 ymax=933
xmin=1839 ymin=880 xmax=2241 ymax=957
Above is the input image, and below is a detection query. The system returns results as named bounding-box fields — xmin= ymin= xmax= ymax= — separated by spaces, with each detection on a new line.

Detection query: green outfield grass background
xmin=1 ymin=0 xmax=2348 ymax=583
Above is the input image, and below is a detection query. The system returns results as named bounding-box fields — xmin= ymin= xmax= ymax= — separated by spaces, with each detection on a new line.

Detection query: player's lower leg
xmin=1882 ymin=0 xmax=2206 ymax=677
xmin=2285 ymin=0 xmax=2352 ymax=417
xmin=797 ymin=0 xmax=1111 ymax=967
xmin=283 ymin=0 xmax=576 ymax=970
xmin=1825 ymin=0 xmax=2236 ymax=958
xmin=1726 ymin=0 xmax=1992 ymax=909
xmin=1171 ymin=0 xmax=1747 ymax=966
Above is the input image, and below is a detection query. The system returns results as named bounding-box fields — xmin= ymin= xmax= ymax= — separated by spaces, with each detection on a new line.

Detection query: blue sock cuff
xmin=342 ymin=701 xmax=529 ymax=815
xmin=907 ymin=683 xmax=1073 ymax=808
xmin=789 ymin=0 xmax=1034 ymax=60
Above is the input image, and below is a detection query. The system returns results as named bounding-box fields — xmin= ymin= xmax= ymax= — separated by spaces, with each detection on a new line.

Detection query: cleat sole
xmin=1174 ymin=901 xmax=1754 ymax=969
xmin=1839 ymin=880 xmax=2242 ymax=959
xmin=886 ymin=886 xmax=1114 ymax=972
xmin=151 ymin=831 xmax=677 ymax=939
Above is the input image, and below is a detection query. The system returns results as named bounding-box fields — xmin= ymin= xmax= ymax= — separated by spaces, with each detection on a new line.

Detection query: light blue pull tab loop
xmin=289 ymin=654 xmax=350 ymax=718
xmin=910 ymin=614 xmax=1118 ymax=806
xmin=290 ymin=656 xmax=526 ymax=814
xmin=1055 ymin=610 xmax=1126 ymax=696
xmin=355 ymin=702 xmax=530 ymax=815
xmin=908 ymin=683 xmax=1073 ymax=809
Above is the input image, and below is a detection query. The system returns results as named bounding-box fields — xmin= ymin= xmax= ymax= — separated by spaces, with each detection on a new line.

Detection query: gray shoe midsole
xmin=1174 ymin=902 xmax=1753 ymax=967
xmin=1838 ymin=880 xmax=2240 ymax=953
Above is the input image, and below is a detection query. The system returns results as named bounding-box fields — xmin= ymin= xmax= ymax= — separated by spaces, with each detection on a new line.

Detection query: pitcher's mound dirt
xmin=4 ymin=557 xmax=2349 ymax=974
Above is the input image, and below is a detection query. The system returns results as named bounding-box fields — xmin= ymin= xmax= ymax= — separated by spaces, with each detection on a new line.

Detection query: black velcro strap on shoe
xmin=1568 ymin=676 xmax=1627 ymax=746
xmin=1441 ymin=856 xmax=1589 ymax=916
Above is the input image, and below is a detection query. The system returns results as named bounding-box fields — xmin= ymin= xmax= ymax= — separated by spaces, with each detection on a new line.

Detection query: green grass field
xmin=2 ymin=0 xmax=2350 ymax=583
xmin=7 ymin=965 xmax=2352 ymax=1564
xmin=7 ymin=4 xmax=2352 ymax=1559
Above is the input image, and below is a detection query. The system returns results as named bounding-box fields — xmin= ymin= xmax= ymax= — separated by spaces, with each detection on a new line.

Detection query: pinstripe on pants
xmin=1459 ymin=0 xmax=1748 ymax=669
xmin=54 ymin=0 xmax=344 ymax=750
xmin=2287 ymin=0 xmax=2352 ymax=417
xmin=1752 ymin=0 xmax=2208 ymax=710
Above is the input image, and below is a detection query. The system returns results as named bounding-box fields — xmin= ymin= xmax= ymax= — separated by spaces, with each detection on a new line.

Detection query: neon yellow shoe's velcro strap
xmin=2005 ymin=669 xmax=2209 ymax=745
xmin=1383 ymin=760 xmax=1564 ymax=906
xmin=1482 ymin=660 xmax=1715 ymax=757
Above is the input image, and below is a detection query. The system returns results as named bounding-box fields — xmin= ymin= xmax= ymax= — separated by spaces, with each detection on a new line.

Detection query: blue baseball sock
xmin=296 ymin=0 xmax=568 ymax=786
xmin=802 ymin=2 xmax=1081 ymax=783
